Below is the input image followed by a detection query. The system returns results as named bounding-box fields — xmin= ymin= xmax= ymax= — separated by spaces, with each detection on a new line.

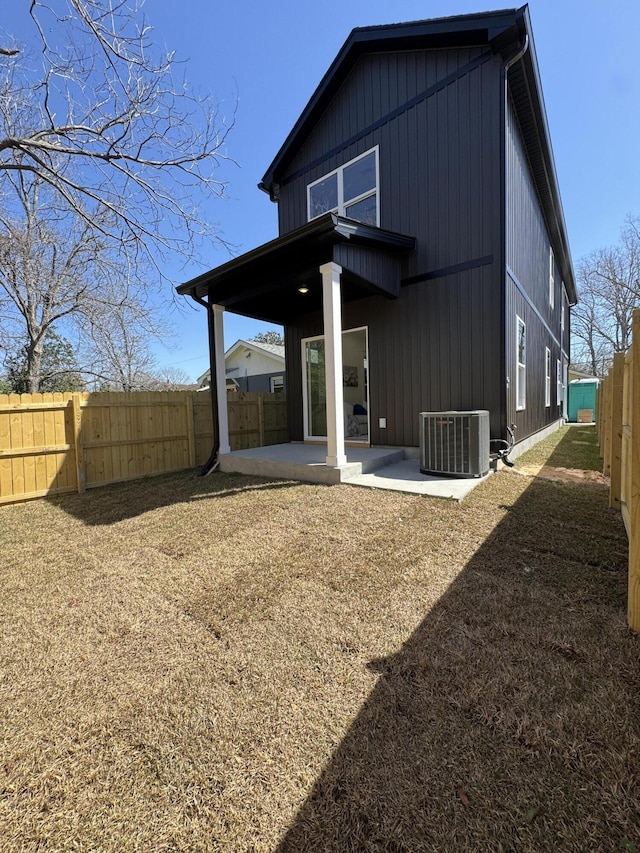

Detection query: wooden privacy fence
xmin=0 ymin=390 xmax=288 ymax=505
xmin=597 ymin=308 xmax=640 ymax=631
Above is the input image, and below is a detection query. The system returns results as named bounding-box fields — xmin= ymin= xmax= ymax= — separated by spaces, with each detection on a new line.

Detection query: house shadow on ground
xmin=275 ymin=443 xmax=638 ymax=851
xmin=46 ymin=470 xmax=302 ymax=526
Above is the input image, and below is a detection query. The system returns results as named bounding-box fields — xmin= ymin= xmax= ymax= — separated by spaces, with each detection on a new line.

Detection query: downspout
xmin=190 ymin=292 xmax=221 ymax=476
xmin=499 ymin=32 xmax=529 ymax=443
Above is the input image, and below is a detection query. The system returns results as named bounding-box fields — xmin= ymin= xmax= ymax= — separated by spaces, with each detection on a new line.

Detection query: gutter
xmin=189 ymin=292 xmax=221 ymax=476
xmin=499 ymin=30 xmax=530 ymax=440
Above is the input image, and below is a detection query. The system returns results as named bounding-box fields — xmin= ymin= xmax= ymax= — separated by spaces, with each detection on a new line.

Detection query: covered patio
xmin=178 ymin=212 xmax=415 ymax=471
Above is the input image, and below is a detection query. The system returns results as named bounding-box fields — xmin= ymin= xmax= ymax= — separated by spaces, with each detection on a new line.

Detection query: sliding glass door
xmin=304 ymin=337 xmax=327 ymax=438
xmin=302 ymin=327 xmax=369 ymax=442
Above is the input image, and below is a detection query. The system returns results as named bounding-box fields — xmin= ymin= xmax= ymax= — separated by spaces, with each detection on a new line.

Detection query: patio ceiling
xmin=177 ymin=213 xmax=415 ymax=325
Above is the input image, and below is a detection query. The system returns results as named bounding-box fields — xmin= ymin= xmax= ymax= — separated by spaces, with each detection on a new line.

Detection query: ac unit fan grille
xmin=419 ymin=411 xmax=490 ymax=478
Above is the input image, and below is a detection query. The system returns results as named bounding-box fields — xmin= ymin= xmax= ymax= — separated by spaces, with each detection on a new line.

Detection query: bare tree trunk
xmin=25 ymin=336 xmax=44 ymax=393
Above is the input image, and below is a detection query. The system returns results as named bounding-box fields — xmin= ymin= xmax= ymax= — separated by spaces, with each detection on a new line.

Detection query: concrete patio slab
xmin=345 ymin=456 xmax=489 ymax=501
xmin=219 ymin=443 xmax=403 ymax=484
xmin=219 ymin=443 xmax=488 ymax=500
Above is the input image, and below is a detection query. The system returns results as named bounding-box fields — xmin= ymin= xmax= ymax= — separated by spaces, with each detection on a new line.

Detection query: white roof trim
xmin=224 ymin=339 xmax=285 ymax=363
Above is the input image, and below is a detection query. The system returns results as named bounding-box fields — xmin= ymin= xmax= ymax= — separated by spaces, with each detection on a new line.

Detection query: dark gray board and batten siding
xmin=505 ymin=93 xmax=564 ymax=437
xmin=279 ymin=47 xmax=503 ymax=270
xmin=287 ymin=264 xmax=502 ymax=447
xmin=280 ymin=46 xmax=506 ymax=443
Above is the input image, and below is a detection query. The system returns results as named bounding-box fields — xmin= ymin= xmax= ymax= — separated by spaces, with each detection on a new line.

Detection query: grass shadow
xmin=275 ymin=435 xmax=637 ymax=851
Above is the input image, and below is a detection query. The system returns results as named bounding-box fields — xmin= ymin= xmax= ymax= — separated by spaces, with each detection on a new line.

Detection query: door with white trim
xmin=302 ymin=327 xmax=369 ymax=442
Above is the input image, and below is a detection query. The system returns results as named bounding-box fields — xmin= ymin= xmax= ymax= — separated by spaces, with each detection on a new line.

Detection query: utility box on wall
xmin=568 ymin=379 xmax=599 ymax=423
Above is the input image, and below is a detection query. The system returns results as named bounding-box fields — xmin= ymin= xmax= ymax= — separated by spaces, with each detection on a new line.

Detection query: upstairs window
xmin=516 ymin=316 xmax=526 ymax=411
xmin=549 ymin=247 xmax=555 ymax=309
xmin=307 ymin=148 xmax=379 ymax=226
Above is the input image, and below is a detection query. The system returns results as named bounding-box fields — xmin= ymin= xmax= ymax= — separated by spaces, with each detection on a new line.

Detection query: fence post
xmin=602 ymin=375 xmax=611 ymax=475
xmin=599 ymin=382 xmax=604 ymax=444
xmin=610 ymin=353 xmax=624 ymax=510
xmin=598 ymin=378 xmax=606 ymax=454
xmin=629 ymin=311 xmax=640 ymax=631
xmin=258 ymin=394 xmax=265 ymax=446
xmin=72 ymin=393 xmax=86 ymax=495
xmin=186 ymin=394 xmax=196 ymax=468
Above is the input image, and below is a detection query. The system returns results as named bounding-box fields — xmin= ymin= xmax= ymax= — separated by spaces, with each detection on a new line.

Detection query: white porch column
xmin=213 ymin=304 xmax=231 ymax=454
xmin=320 ymin=261 xmax=346 ymax=467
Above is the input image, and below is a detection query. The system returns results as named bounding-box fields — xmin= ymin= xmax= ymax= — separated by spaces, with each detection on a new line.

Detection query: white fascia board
xmin=224 ymin=338 xmax=285 ymax=364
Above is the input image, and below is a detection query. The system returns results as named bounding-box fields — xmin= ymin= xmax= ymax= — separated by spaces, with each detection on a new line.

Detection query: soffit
xmin=177 ymin=214 xmax=415 ymax=325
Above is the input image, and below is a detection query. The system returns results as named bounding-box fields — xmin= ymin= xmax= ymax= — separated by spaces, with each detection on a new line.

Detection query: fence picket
xmin=9 ymin=395 xmax=24 ymax=498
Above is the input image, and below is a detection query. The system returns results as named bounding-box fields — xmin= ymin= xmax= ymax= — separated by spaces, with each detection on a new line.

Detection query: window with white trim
xmin=270 ymin=375 xmax=284 ymax=393
xmin=516 ymin=316 xmax=526 ymax=411
xmin=561 ymin=301 xmax=565 ymax=334
xmin=307 ymin=147 xmax=379 ymax=226
xmin=557 ymin=359 xmax=562 ymax=405
xmin=545 ymin=347 xmax=551 ymax=407
xmin=549 ymin=247 xmax=555 ymax=309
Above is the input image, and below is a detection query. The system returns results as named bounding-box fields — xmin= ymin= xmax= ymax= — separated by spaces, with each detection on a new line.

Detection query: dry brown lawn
xmin=1 ymin=426 xmax=638 ymax=852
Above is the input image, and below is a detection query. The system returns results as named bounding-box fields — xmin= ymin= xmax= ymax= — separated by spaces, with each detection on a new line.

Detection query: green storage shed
xmin=568 ymin=379 xmax=599 ymax=423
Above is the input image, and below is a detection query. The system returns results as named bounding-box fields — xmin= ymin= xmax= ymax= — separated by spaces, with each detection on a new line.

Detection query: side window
xmin=307 ymin=148 xmax=379 ymax=226
xmin=270 ymin=375 xmax=284 ymax=393
xmin=545 ymin=347 xmax=551 ymax=407
xmin=557 ymin=359 xmax=562 ymax=405
xmin=549 ymin=247 xmax=555 ymax=309
xmin=516 ymin=316 xmax=526 ymax=411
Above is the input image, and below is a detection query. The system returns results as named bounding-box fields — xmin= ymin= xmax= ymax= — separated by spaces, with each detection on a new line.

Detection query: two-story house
xmin=179 ymin=6 xmax=575 ymax=473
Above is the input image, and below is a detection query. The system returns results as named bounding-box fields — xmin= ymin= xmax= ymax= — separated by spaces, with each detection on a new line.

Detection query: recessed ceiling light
xmin=298 ymin=285 xmax=309 ymax=294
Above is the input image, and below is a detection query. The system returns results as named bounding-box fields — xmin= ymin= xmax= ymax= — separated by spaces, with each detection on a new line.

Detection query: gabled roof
xmin=196 ymin=340 xmax=285 ymax=385
xmin=259 ymin=7 xmax=525 ymax=195
xmin=258 ymin=5 xmax=576 ymax=304
xmin=225 ymin=339 xmax=285 ymax=362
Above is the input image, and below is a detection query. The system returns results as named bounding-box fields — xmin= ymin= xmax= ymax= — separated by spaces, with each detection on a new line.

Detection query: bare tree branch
xmin=1 ymin=0 xmax=236 ymax=271
xmin=0 ymin=1 xmax=237 ymax=391
xmin=572 ymin=214 xmax=640 ymax=375
xmin=0 ymin=171 xmax=175 ymax=391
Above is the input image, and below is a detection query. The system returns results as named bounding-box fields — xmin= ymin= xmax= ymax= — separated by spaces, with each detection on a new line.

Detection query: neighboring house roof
xmin=196 ymin=339 xmax=286 ymax=387
xmin=195 ymin=377 xmax=238 ymax=392
xmin=224 ymin=339 xmax=285 ymax=362
xmin=568 ymin=368 xmax=600 ymax=382
xmin=257 ymin=5 xmax=576 ymax=306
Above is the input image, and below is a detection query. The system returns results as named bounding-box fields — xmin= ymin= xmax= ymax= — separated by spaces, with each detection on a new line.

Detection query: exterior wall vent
xmin=419 ymin=411 xmax=490 ymax=478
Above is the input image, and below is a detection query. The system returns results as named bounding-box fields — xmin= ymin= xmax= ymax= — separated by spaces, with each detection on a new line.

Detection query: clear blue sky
xmin=7 ymin=1 xmax=640 ymax=380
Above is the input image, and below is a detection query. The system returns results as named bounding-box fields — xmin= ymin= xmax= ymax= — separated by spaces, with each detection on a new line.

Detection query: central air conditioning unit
xmin=419 ymin=410 xmax=490 ymax=478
